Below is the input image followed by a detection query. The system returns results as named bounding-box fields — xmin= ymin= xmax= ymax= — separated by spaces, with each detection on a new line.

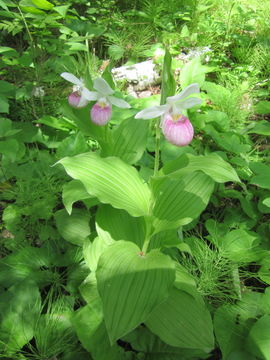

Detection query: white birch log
xmin=111 ymin=60 xmax=160 ymax=92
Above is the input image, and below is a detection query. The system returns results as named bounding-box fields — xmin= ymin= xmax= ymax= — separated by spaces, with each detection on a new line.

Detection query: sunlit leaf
xmin=95 ymin=204 xmax=146 ymax=248
xmin=57 ymin=152 xmax=151 ymax=217
xmin=96 ymin=241 xmax=175 ymax=343
xmin=101 ymin=116 xmax=149 ymax=164
xmin=222 ymin=229 xmax=262 ymax=263
xmin=254 ymin=101 xmax=270 ymax=115
xmin=56 ymin=132 xmax=88 ymax=159
xmin=55 ymin=208 xmax=91 ymax=246
xmin=180 ymin=57 xmax=208 ymax=87
xmin=53 ymin=4 xmax=70 ymax=17
xmin=162 ymin=153 xmax=240 ymax=183
xmin=248 ymin=120 xmax=270 ymax=135
xmin=246 ymin=315 xmax=270 ymax=360
xmin=31 ymin=0 xmax=54 ymax=10
xmin=152 ymin=171 xmax=214 ymax=232
xmin=62 ymin=180 xmax=92 ymax=215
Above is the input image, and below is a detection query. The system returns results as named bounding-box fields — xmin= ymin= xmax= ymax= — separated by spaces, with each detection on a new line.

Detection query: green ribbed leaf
xmin=61 ymin=104 xmax=106 ymax=139
xmin=31 ymin=0 xmax=54 ymax=10
xmin=160 ymin=49 xmax=175 ymax=104
xmin=250 ymin=162 xmax=270 ymax=190
xmin=214 ymin=304 xmax=244 ymax=359
xmin=96 ymin=205 xmax=146 ymax=248
xmin=58 ymin=152 xmax=151 ymax=217
xmin=247 ymin=315 xmax=270 ymax=360
xmin=162 ymin=153 xmax=240 ymax=183
xmin=0 ymin=281 xmax=41 ymax=354
xmin=62 ymin=180 xmax=91 ymax=215
xmin=180 ymin=57 xmax=207 ymax=87
xmin=72 ymin=300 xmax=126 ymax=360
xmin=249 ymin=120 xmax=270 ymax=135
xmin=96 ymin=241 xmax=175 ymax=343
xmin=146 ymin=287 xmax=214 ymax=353
xmin=55 ymin=208 xmax=90 ymax=246
xmin=222 ymin=229 xmax=262 ymax=263
xmin=102 ymin=117 xmax=148 ymax=164
xmin=152 ymin=171 xmax=214 ymax=232
xmin=123 ymin=326 xmax=210 ymax=360
xmin=83 ymin=237 xmax=111 ymax=273
xmin=53 ymin=5 xmax=70 ymax=17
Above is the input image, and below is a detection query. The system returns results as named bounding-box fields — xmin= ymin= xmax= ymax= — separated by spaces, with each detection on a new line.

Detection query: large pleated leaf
xmin=101 ymin=117 xmax=148 ymax=164
xmin=32 ymin=0 xmax=54 ymax=10
xmin=55 ymin=208 xmax=90 ymax=246
xmin=72 ymin=300 xmax=126 ymax=360
xmin=96 ymin=241 xmax=175 ymax=343
xmin=62 ymin=180 xmax=91 ymax=214
xmin=160 ymin=49 xmax=176 ymax=105
xmin=214 ymin=304 xmax=245 ymax=359
xmin=246 ymin=315 xmax=270 ymax=360
xmin=152 ymin=171 xmax=214 ymax=232
xmin=61 ymin=103 xmax=106 ymax=140
xmin=0 ymin=281 xmax=41 ymax=355
xmin=222 ymin=229 xmax=262 ymax=263
xmin=123 ymin=326 xmax=210 ymax=360
xmin=146 ymin=287 xmax=214 ymax=353
xmin=58 ymin=152 xmax=151 ymax=217
xmin=83 ymin=236 xmax=112 ymax=273
xmin=96 ymin=204 xmax=146 ymax=249
xmin=250 ymin=162 xmax=270 ymax=190
xmin=162 ymin=153 xmax=240 ymax=183
xmin=0 ymin=246 xmax=56 ymax=288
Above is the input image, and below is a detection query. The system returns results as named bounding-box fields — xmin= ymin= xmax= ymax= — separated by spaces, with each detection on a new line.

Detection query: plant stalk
xmin=153 ymin=120 xmax=161 ymax=176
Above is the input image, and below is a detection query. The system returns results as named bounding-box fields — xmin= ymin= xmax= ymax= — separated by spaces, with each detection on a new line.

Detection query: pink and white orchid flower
xmin=135 ymin=83 xmax=202 ymax=146
xmin=61 ymin=72 xmax=131 ymax=125
xmin=61 ymin=72 xmax=94 ymax=108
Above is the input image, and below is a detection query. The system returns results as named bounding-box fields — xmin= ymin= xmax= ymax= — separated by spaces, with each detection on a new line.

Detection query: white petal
xmin=77 ymin=96 xmax=89 ymax=108
xmin=81 ymin=88 xmax=99 ymax=101
xmin=61 ymin=72 xmax=83 ymax=86
xmin=175 ymin=97 xmax=202 ymax=109
xmin=167 ymin=83 xmax=200 ymax=103
xmin=93 ymin=78 xmax=114 ymax=96
xmin=135 ymin=105 xmax=168 ymax=119
xmin=108 ymin=96 xmax=131 ymax=109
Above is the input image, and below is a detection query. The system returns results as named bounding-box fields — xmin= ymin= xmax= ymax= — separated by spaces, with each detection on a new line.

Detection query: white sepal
xmin=108 ymin=96 xmax=131 ymax=109
xmin=61 ymin=72 xmax=83 ymax=86
xmin=167 ymin=83 xmax=200 ymax=104
xmin=135 ymin=105 xmax=168 ymax=119
xmin=82 ymin=88 xmax=99 ymax=101
xmin=77 ymin=95 xmax=90 ymax=108
xmin=174 ymin=97 xmax=202 ymax=110
xmin=94 ymin=78 xmax=114 ymax=96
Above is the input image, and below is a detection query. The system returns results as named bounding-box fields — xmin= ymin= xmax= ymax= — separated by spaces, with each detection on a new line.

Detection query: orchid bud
xmin=161 ymin=114 xmax=194 ymax=147
xmin=68 ymin=92 xmax=89 ymax=108
xmin=91 ymin=101 xmax=112 ymax=126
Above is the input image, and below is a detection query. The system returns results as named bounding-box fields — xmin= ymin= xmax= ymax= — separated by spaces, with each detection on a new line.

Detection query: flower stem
xmin=153 ymin=120 xmax=161 ymax=176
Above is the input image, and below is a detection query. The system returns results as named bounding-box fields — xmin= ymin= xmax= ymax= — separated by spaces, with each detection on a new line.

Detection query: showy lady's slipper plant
xmin=57 ymin=51 xmax=241 ymax=357
xmin=135 ymin=83 xmax=202 ymax=146
xmin=61 ymin=72 xmax=131 ymax=125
